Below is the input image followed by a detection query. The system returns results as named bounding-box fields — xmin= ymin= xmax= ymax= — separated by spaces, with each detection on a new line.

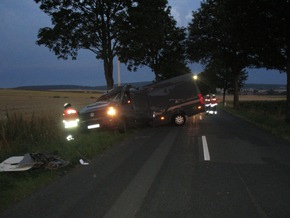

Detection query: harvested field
xmin=223 ymin=94 xmax=286 ymax=102
xmin=0 ymin=89 xmax=103 ymax=120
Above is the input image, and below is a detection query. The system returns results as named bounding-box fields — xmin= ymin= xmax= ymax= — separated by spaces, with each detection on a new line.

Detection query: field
xmin=221 ymin=94 xmax=286 ymax=102
xmin=0 ymin=89 xmax=104 ymax=120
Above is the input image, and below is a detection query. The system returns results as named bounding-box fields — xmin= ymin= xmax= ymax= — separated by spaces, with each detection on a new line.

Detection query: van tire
xmin=173 ymin=114 xmax=186 ymax=126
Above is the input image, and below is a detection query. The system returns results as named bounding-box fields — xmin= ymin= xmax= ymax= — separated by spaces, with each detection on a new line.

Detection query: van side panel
xmin=144 ymin=74 xmax=203 ymax=123
xmin=146 ymin=74 xmax=199 ymax=109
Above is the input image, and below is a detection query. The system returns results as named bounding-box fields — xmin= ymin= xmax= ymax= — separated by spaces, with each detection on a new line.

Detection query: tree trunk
xmin=286 ymin=67 xmax=290 ymax=123
xmin=104 ymin=58 xmax=114 ymax=90
xmin=222 ymin=74 xmax=227 ymax=106
xmin=222 ymin=88 xmax=226 ymax=106
xmin=233 ymin=72 xmax=240 ymax=109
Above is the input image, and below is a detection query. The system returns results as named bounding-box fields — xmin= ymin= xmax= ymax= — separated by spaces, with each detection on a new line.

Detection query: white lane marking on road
xmin=103 ymin=128 xmax=180 ymax=218
xmin=202 ymin=136 xmax=211 ymax=161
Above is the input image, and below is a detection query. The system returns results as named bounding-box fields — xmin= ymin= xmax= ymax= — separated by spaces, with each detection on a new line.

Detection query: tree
xmin=239 ymin=0 xmax=290 ymax=122
xmin=117 ymin=0 xmax=189 ymax=81
xmin=34 ymin=0 xmax=131 ymax=89
xmin=187 ymin=0 xmax=253 ymax=109
xmin=199 ymin=60 xmax=248 ymax=105
xmin=188 ymin=0 xmax=290 ymax=122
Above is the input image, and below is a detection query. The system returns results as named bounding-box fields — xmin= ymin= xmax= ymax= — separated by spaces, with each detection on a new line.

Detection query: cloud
xmin=170 ymin=7 xmax=181 ymax=24
xmin=185 ymin=11 xmax=193 ymax=22
xmin=168 ymin=0 xmax=201 ymax=26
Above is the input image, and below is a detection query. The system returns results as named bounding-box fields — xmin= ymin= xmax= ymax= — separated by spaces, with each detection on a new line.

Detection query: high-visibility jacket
xmin=210 ymin=97 xmax=218 ymax=107
xmin=63 ymin=107 xmax=78 ymax=121
xmin=205 ymin=97 xmax=211 ymax=107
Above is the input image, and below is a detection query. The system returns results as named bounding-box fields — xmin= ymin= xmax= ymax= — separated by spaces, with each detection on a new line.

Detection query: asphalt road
xmin=2 ymin=110 xmax=290 ymax=218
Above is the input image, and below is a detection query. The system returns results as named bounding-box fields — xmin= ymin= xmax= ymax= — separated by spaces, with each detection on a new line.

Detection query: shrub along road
xmin=2 ymin=110 xmax=290 ymax=217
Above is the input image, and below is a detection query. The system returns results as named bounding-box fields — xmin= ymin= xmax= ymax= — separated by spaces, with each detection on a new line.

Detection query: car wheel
xmin=173 ymin=114 xmax=186 ymax=126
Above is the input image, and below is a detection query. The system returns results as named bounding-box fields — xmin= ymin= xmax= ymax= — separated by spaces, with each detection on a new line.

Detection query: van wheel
xmin=173 ymin=114 xmax=186 ymax=126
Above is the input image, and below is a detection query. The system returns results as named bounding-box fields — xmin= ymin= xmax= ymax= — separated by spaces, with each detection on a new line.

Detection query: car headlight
xmin=107 ymin=107 xmax=117 ymax=116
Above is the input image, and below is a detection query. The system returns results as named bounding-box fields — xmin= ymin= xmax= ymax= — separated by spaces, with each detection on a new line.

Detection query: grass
xmin=0 ymin=170 xmax=59 ymax=211
xmin=222 ymin=98 xmax=290 ymax=142
xmin=0 ymin=89 xmax=131 ymax=212
xmin=0 ymin=125 xmax=130 ymax=211
xmin=0 ymin=112 xmax=131 ymax=211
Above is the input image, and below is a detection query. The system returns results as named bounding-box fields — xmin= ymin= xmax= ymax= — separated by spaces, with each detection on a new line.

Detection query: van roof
xmin=142 ymin=73 xmax=197 ymax=90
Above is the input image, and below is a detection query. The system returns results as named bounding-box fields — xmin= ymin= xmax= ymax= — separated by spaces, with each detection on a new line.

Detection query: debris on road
xmin=79 ymin=159 xmax=89 ymax=165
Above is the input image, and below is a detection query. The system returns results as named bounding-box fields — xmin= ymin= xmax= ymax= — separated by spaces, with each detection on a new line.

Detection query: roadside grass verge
xmin=0 ymin=112 xmax=130 ymax=212
xmin=222 ymin=100 xmax=290 ymax=142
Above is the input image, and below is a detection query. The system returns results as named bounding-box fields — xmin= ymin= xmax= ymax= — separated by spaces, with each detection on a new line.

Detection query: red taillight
xmin=198 ymin=94 xmax=204 ymax=104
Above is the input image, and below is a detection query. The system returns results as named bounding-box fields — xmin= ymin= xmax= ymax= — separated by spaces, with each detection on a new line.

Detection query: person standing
xmin=205 ymin=94 xmax=211 ymax=114
xmin=210 ymin=94 xmax=218 ymax=114
xmin=63 ymin=103 xmax=79 ymax=129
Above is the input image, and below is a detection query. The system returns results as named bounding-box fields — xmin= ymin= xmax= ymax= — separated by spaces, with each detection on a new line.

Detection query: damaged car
xmin=78 ymin=84 xmax=148 ymax=132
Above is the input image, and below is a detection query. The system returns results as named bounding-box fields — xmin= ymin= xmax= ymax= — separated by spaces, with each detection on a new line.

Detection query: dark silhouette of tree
xmin=35 ymin=0 xmax=131 ymax=89
xmin=187 ymin=0 xmax=290 ymax=121
xmin=198 ymin=60 xmax=247 ymax=105
xmin=239 ymin=0 xmax=290 ymax=122
xmin=187 ymin=0 xmax=253 ymax=109
xmin=117 ymin=0 xmax=189 ymax=81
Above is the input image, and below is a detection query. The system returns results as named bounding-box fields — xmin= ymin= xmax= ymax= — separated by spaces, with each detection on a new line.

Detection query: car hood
xmin=79 ymin=101 xmax=112 ymax=114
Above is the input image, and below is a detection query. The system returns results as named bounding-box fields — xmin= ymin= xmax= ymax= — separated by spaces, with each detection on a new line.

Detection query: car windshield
xmin=96 ymin=87 xmax=123 ymax=102
xmin=96 ymin=92 xmax=120 ymax=102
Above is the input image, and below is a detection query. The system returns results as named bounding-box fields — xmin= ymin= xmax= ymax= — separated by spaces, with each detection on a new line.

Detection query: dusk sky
xmin=0 ymin=0 xmax=287 ymax=88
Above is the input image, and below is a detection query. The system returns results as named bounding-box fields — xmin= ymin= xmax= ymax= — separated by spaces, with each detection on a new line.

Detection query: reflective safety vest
xmin=205 ymin=98 xmax=211 ymax=106
xmin=63 ymin=108 xmax=78 ymax=121
xmin=63 ymin=107 xmax=79 ymax=129
xmin=210 ymin=97 xmax=218 ymax=107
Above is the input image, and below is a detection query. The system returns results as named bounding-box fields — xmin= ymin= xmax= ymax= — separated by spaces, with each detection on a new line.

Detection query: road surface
xmin=2 ymin=110 xmax=290 ymax=218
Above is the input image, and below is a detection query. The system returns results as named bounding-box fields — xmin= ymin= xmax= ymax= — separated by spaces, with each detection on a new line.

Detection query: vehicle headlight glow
xmin=107 ymin=107 xmax=117 ymax=116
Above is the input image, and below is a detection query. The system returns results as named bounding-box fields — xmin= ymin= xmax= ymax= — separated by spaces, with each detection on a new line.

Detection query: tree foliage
xmin=198 ymin=60 xmax=247 ymax=105
xmin=187 ymin=0 xmax=290 ymax=121
xmin=35 ymin=0 xmax=188 ymax=88
xmin=117 ymin=0 xmax=189 ymax=81
xmin=187 ymin=1 xmax=288 ymax=114
xmin=187 ymin=0 xmax=255 ymax=109
xmin=35 ymin=0 xmax=131 ymax=89
xmin=240 ymin=0 xmax=290 ymax=122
